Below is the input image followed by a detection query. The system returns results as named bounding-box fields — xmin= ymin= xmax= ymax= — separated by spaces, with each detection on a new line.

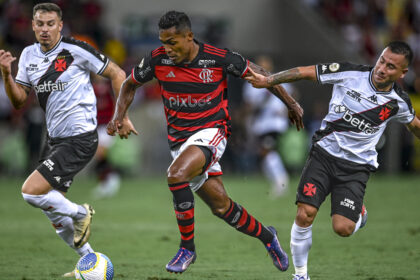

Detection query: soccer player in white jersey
xmin=0 ymin=2 xmax=133 ymax=276
xmin=246 ymin=41 xmax=420 ymax=280
xmin=243 ymin=55 xmax=292 ymax=197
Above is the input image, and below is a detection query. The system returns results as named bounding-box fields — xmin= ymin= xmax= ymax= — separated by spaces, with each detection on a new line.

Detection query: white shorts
xmin=170 ymin=128 xmax=227 ymax=192
xmin=97 ymin=125 xmax=115 ymax=148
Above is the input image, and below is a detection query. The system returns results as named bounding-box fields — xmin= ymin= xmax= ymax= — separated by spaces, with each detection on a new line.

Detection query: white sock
xmin=262 ymin=151 xmax=289 ymax=187
xmin=43 ymin=211 xmax=94 ymax=256
xmin=290 ymin=222 xmax=312 ymax=276
xmin=22 ymin=189 xmax=86 ymax=219
xmin=352 ymin=213 xmax=362 ymax=234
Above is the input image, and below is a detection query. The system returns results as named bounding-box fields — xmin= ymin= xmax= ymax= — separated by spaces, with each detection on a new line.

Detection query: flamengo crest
xmin=199 ymin=68 xmax=213 ymax=83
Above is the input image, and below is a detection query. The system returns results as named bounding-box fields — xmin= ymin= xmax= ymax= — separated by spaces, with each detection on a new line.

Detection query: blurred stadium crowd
xmin=0 ymin=0 xmax=419 ymax=177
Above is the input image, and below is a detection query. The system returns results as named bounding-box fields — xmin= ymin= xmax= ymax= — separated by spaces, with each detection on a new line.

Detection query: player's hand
xmin=287 ymin=102 xmax=304 ymax=131
xmin=117 ymin=117 xmax=138 ymax=139
xmin=0 ymin=50 xmax=16 ymax=75
xmin=244 ymin=67 xmax=270 ymax=88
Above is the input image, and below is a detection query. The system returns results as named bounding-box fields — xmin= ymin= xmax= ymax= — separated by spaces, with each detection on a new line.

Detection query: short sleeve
xmin=131 ymin=54 xmax=154 ymax=84
xmin=225 ymin=50 xmax=249 ymax=78
xmin=316 ymin=62 xmax=370 ymax=85
xmin=395 ymin=96 xmax=416 ymax=124
xmin=68 ymin=38 xmax=109 ymax=75
xmin=15 ymin=48 xmax=32 ymax=88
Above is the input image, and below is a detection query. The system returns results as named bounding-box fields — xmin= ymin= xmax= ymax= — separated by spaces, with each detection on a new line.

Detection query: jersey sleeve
xmin=316 ymin=62 xmax=370 ymax=85
xmin=15 ymin=48 xmax=32 ymax=88
xmin=395 ymin=94 xmax=416 ymax=124
xmin=131 ymin=54 xmax=154 ymax=84
xmin=71 ymin=39 xmax=109 ymax=75
xmin=224 ymin=50 xmax=249 ymax=78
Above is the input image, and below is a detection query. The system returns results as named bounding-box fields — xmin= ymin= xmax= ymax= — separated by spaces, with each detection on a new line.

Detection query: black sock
xmin=168 ymin=182 xmax=195 ymax=252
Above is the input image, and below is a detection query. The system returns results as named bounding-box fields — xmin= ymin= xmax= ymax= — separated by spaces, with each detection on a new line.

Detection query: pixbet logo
xmin=342 ymin=110 xmax=379 ymax=134
xmin=168 ymin=95 xmax=212 ymax=108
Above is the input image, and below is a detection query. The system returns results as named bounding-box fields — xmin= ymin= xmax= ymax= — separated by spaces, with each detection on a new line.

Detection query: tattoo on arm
xmin=268 ymin=68 xmax=302 ymax=85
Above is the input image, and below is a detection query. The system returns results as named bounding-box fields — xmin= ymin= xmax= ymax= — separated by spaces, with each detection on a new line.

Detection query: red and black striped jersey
xmin=131 ymin=40 xmax=250 ymax=148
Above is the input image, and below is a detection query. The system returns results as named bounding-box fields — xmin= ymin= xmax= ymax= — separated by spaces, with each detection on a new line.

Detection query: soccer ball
xmin=75 ymin=252 xmax=114 ymax=280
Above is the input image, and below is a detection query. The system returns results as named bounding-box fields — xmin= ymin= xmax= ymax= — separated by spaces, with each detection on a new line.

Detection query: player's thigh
xmin=37 ymin=131 xmax=98 ymax=193
xmin=168 ymin=145 xmax=207 ymax=180
xmin=330 ymin=166 xmax=370 ymax=223
xmin=296 ymin=147 xmax=332 ymax=210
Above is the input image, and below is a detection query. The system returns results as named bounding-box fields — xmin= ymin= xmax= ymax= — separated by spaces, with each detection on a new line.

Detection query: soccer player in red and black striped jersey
xmin=108 ymin=11 xmax=304 ymax=274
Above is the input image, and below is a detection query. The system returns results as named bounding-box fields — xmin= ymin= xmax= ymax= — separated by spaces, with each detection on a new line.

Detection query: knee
xmin=210 ymin=196 xmax=231 ymax=217
xmin=332 ymin=222 xmax=354 ymax=237
xmin=295 ymin=204 xmax=317 ymax=227
xmin=167 ymin=166 xmax=189 ymax=184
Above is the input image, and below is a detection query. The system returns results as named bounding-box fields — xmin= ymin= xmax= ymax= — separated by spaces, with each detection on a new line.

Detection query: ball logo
xmin=329 ymin=63 xmax=340 ymax=72
xmin=303 ymin=183 xmax=316 ymax=197
xmin=199 ymin=68 xmax=214 ymax=83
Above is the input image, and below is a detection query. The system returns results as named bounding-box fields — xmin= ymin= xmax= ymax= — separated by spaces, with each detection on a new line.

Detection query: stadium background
xmin=0 ymin=0 xmax=419 ymax=177
xmin=0 ymin=1 xmax=420 ymax=279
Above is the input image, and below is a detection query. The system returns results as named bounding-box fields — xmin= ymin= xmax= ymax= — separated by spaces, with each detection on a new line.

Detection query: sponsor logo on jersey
xmin=345 ymin=90 xmax=362 ymax=102
xmin=303 ymin=183 xmax=316 ymax=197
xmin=342 ymin=109 xmax=379 ymax=134
xmin=340 ymin=198 xmax=355 ymax=211
xmin=227 ymin=64 xmax=241 ymax=76
xmin=138 ymin=58 xmax=144 ymax=68
xmin=34 ymin=80 xmax=68 ymax=93
xmin=26 ymin=64 xmax=38 ymax=71
xmin=43 ymin=159 xmax=55 ymax=171
xmin=54 ymin=176 xmax=61 ymax=183
xmin=199 ymin=68 xmax=214 ymax=83
xmin=198 ymin=59 xmax=216 ymax=67
xmin=63 ymin=180 xmax=72 ymax=188
xmin=137 ymin=66 xmax=151 ymax=78
xmin=161 ymin=58 xmax=174 ymax=65
xmin=334 ymin=104 xmax=348 ymax=113
xmin=168 ymin=95 xmax=212 ymax=108
xmin=329 ymin=63 xmax=340 ymax=72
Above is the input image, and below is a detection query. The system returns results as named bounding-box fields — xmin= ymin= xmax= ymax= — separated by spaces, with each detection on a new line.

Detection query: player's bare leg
xmin=165 ymin=145 xmax=205 ymax=273
xmin=197 ymin=176 xmax=289 ymax=271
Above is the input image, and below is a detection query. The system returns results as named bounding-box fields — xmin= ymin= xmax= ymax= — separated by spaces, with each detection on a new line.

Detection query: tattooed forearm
xmin=268 ymin=68 xmax=302 ymax=85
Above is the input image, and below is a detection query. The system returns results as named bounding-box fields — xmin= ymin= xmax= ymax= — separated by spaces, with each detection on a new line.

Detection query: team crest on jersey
xmin=55 ymin=59 xmax=67 ymax=72
xmin=329 ymin=63 xmax=340 ymax=72
xmin=379 ymin=107 xmax=391 ymax=121
xmin=199 ymin=68 xmax=214 ymax=83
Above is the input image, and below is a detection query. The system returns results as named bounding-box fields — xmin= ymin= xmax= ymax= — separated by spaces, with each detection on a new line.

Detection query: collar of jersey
xmin=368 ymin=69 xmax=393 ymax=94
xmin=179 ymin=39 xmax=202 ymax=67
xmin=39 ymin=36 xmax=63 ymax=56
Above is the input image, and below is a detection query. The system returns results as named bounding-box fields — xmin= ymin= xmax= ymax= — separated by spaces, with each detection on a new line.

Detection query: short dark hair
xmin=33 ymin=3 xmax=62 ymax=20
xmin=158 ymin=11 xmax=191 ymax=32
xmin=386 ymin=41 xmax=413 ymax=66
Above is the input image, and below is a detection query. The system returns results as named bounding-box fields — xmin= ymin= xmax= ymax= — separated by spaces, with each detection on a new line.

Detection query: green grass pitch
xmin=0 ymin=174 xmax=419 ymax=279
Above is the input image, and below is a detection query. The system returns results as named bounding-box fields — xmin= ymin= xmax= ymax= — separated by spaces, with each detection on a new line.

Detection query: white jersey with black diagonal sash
xmin=15 ymin=36 xmax=109 ymax=138
xmin=314 ymin=62 xmax=415 ymax=168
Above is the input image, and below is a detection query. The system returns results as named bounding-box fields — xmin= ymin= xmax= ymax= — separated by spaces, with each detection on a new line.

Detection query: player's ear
xmin=58 ymin=20 xmax=63 ymax=32
xmin=186 ymin=30 xmax=194 ymax=42
xmin=400 ymin=67 xmax=408 ymax=79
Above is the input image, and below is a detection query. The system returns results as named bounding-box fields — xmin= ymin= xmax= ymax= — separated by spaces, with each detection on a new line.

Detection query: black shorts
xmin=258 ymin=132 xmax=280 ymax=150
xmin=37 ymin=130 xmax=98 ymax=192
xmin=296 ymin=145 xmax=373 ymax=222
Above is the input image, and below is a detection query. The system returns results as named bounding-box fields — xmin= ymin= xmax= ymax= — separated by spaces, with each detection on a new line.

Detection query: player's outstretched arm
xmin=245 ymin=62 xmax=304 ymax=131
xmin=407 ymin=115 xmax=420 ymax=139
xmin=0 ymin=50 xmax=29 ymax=109
xmin=245 ymin=65 xmax=317 ymax=88
xmin=107 ymin=76 xmax=140 ymax=139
